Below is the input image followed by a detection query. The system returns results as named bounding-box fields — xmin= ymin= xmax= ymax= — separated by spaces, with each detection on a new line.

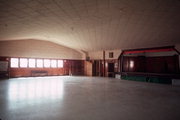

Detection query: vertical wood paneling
xmin=122 ymin=56 xmax=179 ymax=74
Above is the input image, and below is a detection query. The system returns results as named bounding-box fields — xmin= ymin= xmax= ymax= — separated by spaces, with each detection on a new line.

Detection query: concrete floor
xmin=0 ymin=76 xmax=180 ymax=120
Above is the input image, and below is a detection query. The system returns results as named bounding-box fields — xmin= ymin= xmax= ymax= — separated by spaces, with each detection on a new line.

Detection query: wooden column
xmin=103 ymin=51 xmax=105 ymax=77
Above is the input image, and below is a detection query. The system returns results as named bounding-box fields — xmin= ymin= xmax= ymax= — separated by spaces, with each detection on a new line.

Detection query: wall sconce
xmin=130 ymin=60 xmax=134 ymax=68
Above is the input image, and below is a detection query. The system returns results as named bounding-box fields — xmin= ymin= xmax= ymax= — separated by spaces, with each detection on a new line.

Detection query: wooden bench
xmin=31 ymin=70 xmax=48 ymax=77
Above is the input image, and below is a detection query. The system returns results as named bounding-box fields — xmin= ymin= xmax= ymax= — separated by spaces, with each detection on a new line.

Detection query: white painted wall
xmin=104 ymin=49 xmax=122 ymax=59
xmin=88 ymin=49 xmax=122 ymax=60
xmin=88 ymin=51 xmax=103 ymax=60
xmin=0 ymin=40 xmax=83 ymax=59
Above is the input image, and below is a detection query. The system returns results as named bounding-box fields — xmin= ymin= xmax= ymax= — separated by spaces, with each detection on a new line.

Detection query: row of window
xmin=10 ymin=58 xmax=63 ymax=68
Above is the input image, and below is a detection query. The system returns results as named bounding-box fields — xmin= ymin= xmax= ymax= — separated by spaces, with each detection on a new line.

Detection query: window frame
xmin=10 ymin=58 xmax=19 ymax=68
xmin=19 ymin=58 xmax=28 ymax=68
xmin=44 ymin=59 xmax=50 ymax=68
xmin=50 ymin=60 xmax=57 ymax=68
xmin=28 ymin=58 xmax=36 ymax=68
xmin=57 ymin=60 xmax=63 ymax=68
xmin=36 ymin=59 xmax=43 ymax=68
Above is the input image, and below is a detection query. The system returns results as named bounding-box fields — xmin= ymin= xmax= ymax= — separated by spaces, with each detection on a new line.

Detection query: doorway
xmin=108 ymin=63 xmax=114 ymax=77
xmin=92 ymin=60 xmax=103 ymax=76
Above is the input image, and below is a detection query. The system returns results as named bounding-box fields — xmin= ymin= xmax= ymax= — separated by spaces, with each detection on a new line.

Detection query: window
xmin=29 ymin=59 xmax=35 ymax=68
xmin=10 ymin=58 xmax=63 ymax=69
xmin=109 ymin=52 xmax=113 ymax=58
xmin=20 ymin=58 xmax=28 ymax=68
xmin=44 ymin=59 xmax=50 ymax=68
xmin=58 ymin=60 xmax=63 ymax=68
xmin=10 ymin=58 xmax=19 ymax=68
xmin=37 ymin=59 xmax=43 ymax=68
xmin=51 ymin=60 xmax=57 ymax=68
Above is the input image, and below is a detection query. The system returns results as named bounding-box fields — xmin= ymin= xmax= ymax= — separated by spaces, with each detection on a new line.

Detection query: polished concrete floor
xmin=0 ymin=76 xmax=180 ymax=120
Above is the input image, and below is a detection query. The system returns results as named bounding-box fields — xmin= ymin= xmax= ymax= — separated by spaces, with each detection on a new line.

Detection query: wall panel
xmin=0 ymin=40 xmax=83 ymax=59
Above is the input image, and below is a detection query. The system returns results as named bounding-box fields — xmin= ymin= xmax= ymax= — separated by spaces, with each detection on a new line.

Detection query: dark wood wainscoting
xmin=122 ymin=55 xmax=179 ymax=74
xmin=0 ymin=56 xmax=85 ymax=78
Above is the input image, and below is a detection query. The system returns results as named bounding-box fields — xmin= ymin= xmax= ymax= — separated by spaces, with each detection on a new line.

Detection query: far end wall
xmin=88 ymin=49 xmax=122 ymax=60
xmin=86 ymin=49 xmax=122 ymax=77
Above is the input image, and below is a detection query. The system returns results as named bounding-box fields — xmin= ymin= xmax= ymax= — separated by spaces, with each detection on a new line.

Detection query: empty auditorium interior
xmin=0 ymin=0 xmax=180 ymax=120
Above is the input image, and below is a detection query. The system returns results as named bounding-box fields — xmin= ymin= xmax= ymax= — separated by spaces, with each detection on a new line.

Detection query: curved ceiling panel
xmin=0 ymin=0 xmax=180 ymax=51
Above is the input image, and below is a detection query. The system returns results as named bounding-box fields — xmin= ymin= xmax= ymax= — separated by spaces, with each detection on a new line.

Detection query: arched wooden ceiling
xmin=0 ymin=0 xmax=180 ymax=51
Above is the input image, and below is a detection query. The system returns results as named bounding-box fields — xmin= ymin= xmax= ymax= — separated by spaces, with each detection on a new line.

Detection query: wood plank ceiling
xmin=0 ymin=0 xmax=180 ymax=51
